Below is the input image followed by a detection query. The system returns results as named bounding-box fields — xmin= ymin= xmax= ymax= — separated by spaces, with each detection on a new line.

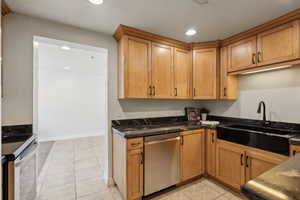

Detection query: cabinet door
xmin=290 ymin=145 xmax=300 ymax=156
xmin=216 ymin=140 xmax=245 ymax=190
xmin=173 ymin=48 xmax=192 ymax=99
xmin=121 ymin=36 xmax=151 ymax=98
xmin=228 ymin=37 xmax=257 ymax=72
xmin=127 ymin=148 xmax=144 ymax=200
xmin=220 ymin=47 xmax=238 ymax=100
xmin=181 ymin=130 xmax=205 ymax=181
xmin=206 ymin=129 xmax=216 ymax=177
xmin=151 ymin=43 xmax=173 ymax=99
xmin=193 ymin=48 xmax=217 ymax=99
xmin=257 ymin=20 xmax=300 ymax=66
xmin=245 ymin=150 xmax=287 ymax=182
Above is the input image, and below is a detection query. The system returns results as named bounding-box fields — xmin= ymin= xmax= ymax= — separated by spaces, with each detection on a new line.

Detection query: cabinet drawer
xmin=127 ymin=138 xmax=143 ymax=150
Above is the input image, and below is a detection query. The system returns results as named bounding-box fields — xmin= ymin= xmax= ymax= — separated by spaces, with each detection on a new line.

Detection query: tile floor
xmin=37 ymin=136 xmax=244 ymax=200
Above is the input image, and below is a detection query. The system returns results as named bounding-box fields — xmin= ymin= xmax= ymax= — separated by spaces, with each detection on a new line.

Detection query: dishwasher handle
xmin=144 ymin=136 xmax=180 ymax=146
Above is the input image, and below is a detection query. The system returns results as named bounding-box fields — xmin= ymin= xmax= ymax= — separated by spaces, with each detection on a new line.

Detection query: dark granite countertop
xmin=241 ymin=153 xmax=300 ymax=200
xmin=290 ymin=135 xmax=300 ymax=146
xmin=113 ymin=121 xmax=218 ymax=138
xmin=2 ymin=135 xmax=36 ymax=161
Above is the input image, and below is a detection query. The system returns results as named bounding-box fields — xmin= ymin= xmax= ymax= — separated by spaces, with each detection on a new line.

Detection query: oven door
xmin=14 ymin=142 xmax=38 ymax=200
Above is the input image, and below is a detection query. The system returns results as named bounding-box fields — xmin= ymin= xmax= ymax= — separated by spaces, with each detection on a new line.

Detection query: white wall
xmin=199 ymin=65 xmax=300 ymax=123
xmin=37 ymin=41 xmax=107 ymax=141
xmin=2 ymin=13 xmax=200 ymax=183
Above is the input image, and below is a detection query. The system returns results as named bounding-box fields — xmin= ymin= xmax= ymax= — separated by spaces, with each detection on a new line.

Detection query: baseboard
xmin=38 ymin=132 xmax=105 ymax=142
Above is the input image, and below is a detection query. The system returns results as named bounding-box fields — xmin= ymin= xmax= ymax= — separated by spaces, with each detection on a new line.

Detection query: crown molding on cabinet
xmin=114 ymin=24 xmax=191 ymax=50
xmin=2 ymin=0 xmax=12 ymax=16
xmin=114 ymin=8 xmax=300 ymax=48
xmin=222 ymin=8 xmax=300 ymax=46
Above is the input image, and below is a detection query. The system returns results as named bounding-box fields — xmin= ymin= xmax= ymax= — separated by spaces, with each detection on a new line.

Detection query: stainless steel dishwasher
xmin=144 ymin=132 xmax=181 ymax=196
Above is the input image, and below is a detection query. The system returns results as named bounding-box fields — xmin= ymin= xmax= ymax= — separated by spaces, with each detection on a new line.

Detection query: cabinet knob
xmin=153 ymin=86 xmax=156 ymax=96
xmin=174 ymin=88 xmax=178 ymax=96
xmin=252 ymin=53 xmax=256 ymax=64
xmin=149 ymin=86 xmax=152 ymax=96
xmin=257 ymin=52 xmax=262 ymax=63
xmin=240 ymin=154 xmax=244 ymax=166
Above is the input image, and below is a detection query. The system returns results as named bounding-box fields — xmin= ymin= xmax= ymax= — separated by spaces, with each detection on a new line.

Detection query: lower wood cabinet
xmin=216 ymin=140 xmax=245 ymax=190
xmin=290 ymin=145 xmax=300 ymax=156
xmin=127 ymin=148 xmax=144 ymax=200
xmin=113 ymin=134 xmax=144 ymax=200
xmin=180 ymin=129 xmax=205 ymax=181
xmin=206 ymin=129 xmax=216 ymax=177
xmin=245 ymin=149 xmax=287 ymax=183
xmin=216 ymin=140 xmax=287 ymax=190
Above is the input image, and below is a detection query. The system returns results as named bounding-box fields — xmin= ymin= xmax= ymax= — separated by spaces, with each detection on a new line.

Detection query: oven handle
xmin=144 ymin=137 xmax=180 ymax=146
xmin=15 ymin=143 xmax=39 ymax=166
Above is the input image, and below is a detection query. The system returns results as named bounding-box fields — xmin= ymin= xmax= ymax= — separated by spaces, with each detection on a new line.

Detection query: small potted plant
xmin=200 ymin=108 xmax=210 ymax=121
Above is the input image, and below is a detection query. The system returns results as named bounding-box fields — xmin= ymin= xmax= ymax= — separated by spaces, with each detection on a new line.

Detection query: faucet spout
xmin=257 ymin=101 xmax=267 ymax=122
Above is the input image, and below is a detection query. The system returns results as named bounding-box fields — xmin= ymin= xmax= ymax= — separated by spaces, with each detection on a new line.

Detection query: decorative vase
xmin=201 ymin=113 xmax=207 ymax=121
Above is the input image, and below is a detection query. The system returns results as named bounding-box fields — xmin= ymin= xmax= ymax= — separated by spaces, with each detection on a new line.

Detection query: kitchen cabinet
xmin=220 ymin=47 xmax=238 ymax=99
xmin=216 ymin=140 xmax=245 ymax=190
xmin=118 ymin=36 xmax=151 ymax=99
xmin=206 ymin=129 xmax=216 ymax=177
xmin=173 ymin=48 xmax=192 ymax=99
xmin=193 ymin=48 xmax=217 ymax=99
xmin=151 ymin=43 xmax=174 ymax=99
xmin=228 ymin=20 xmax=300 ymax=73
xmin=127 ymin=148 xmax=144 ymax=200
xmin=180 ymin=129 xmax=205 ymax=181
xmin=113 ymin=134 xmax=144 ymax=200
xmin=216 ymin=140 xmax=287 ymax=190
xmin=290 ymin=145 xmax=300 ymax=156
xmin=228 ymin=36 xmax=257 ymax=72
xmin=245 ymin=149 xmax=287 ymax=182
xmin=257 ymin=20 xmax=300 ymax=66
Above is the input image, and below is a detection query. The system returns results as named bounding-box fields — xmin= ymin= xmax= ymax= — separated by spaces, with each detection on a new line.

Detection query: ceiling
xmin=6 ymin=0 xmax=300 ymax=42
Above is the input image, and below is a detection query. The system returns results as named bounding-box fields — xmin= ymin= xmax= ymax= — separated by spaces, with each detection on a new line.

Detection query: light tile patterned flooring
xmin=37 ymin=136 xmax=244 ymax=200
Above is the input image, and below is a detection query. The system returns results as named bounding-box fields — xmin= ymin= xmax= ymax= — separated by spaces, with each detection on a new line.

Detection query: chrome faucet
xmin=257 ymin=101 xmax=270 ymax=125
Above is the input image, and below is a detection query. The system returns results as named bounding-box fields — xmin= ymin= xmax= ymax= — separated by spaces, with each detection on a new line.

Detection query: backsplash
xmin=199 ymin=65 xmax=300 ymax=124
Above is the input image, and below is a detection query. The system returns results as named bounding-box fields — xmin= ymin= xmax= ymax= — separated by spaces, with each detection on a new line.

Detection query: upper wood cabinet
xmin=193 ymin=48 xmax=217 ymax=99
xmin=118 ymin=36 xmax=151 ymax=99
xmin=228 ymin=36 xmax=257 ymax=72
xmin=206 ymin=129 xmax=217 ymax=177
xmin=245 ymin=149 xmax=287 ymax=183
xmin=228 ymin=20 xmax=300 ymax=73
xmin=181 ymin=130 xmax=205 ymax=181
xmin=220 ymin=47 xmax=238 ymax=99
xmin=257 ymin=20 xmax=300 ymax=66
xmin=216 ymin=140 xmax=245 ymax=190
xmin=173 ymin=48 xmax=192 ymax=99
xmin=151 ymin=43 xmax=174 ymax=99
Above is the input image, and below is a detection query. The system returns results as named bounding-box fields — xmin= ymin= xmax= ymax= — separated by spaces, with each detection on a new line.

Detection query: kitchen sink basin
xmin=217 ymin=124 xmax=297 ymax=156
xmin=225 ymin=124 xmax=293 ymax=135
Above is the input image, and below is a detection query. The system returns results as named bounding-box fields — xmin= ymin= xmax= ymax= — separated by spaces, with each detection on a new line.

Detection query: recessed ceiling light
xmin=185 ymin=29 xmax=197 ymax=36
xmin=61 ymin=46 xmax=71 ymax=50
xmin=88 ymin=0 xmax=103 ymax=5
xmin=33 ymin=41 xmax=39 ymax=47
xmin=63 ymin=66 xmax=71 ymax=71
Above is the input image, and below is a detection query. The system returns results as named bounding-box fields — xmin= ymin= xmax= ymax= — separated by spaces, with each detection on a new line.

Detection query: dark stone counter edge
xmin=3 ymin=135 xmax=36 ymax=161
xmin=241 ymin=185 xmax=273 ymax=200
xmin=113 ymin=125 xmax=217 ymax=139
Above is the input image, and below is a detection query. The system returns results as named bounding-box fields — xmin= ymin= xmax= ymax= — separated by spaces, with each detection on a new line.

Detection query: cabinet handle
xmin=211 ymin=132 xmax=215 ymax=144
xmin=252 ymin=53 xmax=256 ymax=64
xmin=153 ymin=86 xmax=156 ymax=96
xmin=293 ymin=150 xmax=297 ymax=156
xmin=140 ymin=152 xmax=144 ymax=164
xmin=257 ymin=52 xmax=262 ymax=63
xmin=174 ymin=88 xmax=178 ymax=96
xmin=193 ymin=88 xmax=196 ymax=97
xmin=224 ymin=87 xmax=227 ymax=97
xmin=181 ymin=136 xmax=184 ymax=145
xmin=246 ymin=156 xmax=249 ymax=168
xmin=240 ymin=154 xmax=244 ymax=166
xmin=149 ymin=86 xmax=152 ymax=96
